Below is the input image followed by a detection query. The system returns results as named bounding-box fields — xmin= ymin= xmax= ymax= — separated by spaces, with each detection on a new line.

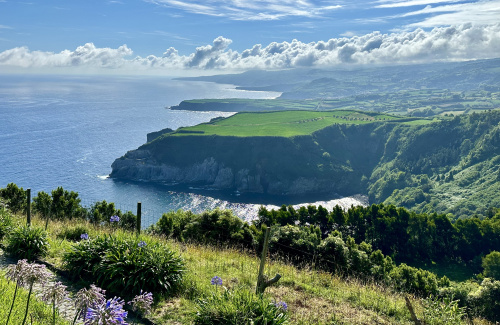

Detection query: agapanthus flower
xmin=41 ymin=281 xmax=69 ymax=304
xmin=274 ymin=301 xmax=288 ymax=312
xmin=210 ymin=276 xmax=223 ymax=286
xmin=21 ymin=262 xmax=51 ymax=287
xmin=81 ymin=233 xmax=89 ymax=240
xmin=74 ymin=285 xmax=106 ymax=320
xmin=110 ymin=215 xmax=120 ymax=223
xmin=128 ymin=290 xmax=153 ymax=315
xmin=137 ymin=241 xmax=147 ymax=248
xmin=85 ymin=296 xmax=128 ymax=325
xmin=6 ymin=259 xmax=30 ymax=285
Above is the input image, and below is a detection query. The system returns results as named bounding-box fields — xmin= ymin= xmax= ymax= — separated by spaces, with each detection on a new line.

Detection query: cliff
xmin=110 ymin=123 xmax=394 ymax=196
xmin=111 ymin=110 xmax=500 ymax=217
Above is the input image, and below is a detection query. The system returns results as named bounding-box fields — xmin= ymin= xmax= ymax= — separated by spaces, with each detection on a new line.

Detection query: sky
xmin=0 ymin=0 xmax=499 ymax=75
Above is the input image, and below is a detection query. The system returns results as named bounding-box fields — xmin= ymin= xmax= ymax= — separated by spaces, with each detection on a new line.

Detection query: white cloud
xmin=1 ymin=24 xmax=499 ymax=73
xmin=375 ymin=0 xmax=464 ymax=8
xmin=405 ymin=0 xmax=500 ymax=27
xmin=144 ymin=0 xmax=342 ymax=20
xmin=0 ymin=43 xmax=132 ymax=69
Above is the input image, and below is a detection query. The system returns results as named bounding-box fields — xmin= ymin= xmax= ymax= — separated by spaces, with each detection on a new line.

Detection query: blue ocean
xmin=0 ymin=74 xmax=366 ymax=226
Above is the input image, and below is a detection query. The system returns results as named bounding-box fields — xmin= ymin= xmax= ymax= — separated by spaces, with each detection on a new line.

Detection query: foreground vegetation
xmin=1 ymin=183 xmax=499 ymax=324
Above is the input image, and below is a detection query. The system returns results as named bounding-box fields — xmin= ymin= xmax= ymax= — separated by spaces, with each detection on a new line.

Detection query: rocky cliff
xmin=110 ymin=122 xmax=395 ymax=196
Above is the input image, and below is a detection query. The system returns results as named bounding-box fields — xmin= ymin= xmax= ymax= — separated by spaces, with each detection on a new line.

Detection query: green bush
xmin=421 ymin=295 xmax=466 ymax=325
xmin=389 ymin=263 xmax=439 ymax=296
xmin=63 ymin=235 xmax=185 ymax=298
xmin=482 ymin=251 xmax=500 ymax=280
xmin=194 ymin=287 xmax=288 ymax=325
xmin=0 ymin=207 xmax=13 ymax=240
xmin=468 ymin=278 xmax=500 ymax=322
xmin=0 ymin=183 xmax=26 ymax=213
xmin=6 ymin=225 xmax=49 ymax=261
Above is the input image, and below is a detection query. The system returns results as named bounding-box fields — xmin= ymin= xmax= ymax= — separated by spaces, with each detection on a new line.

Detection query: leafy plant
xmin=194 ymin=285 xmax=288 ymax=325
xmin=422 ymin=295 xmax=466 ymax=325
xmin=0 ymin=206 xmax=14 ymax=240
xmin=63 ymin=235 xmax=185 ymax=298
xmin=6 ymin=225 xmax=49 ymax=261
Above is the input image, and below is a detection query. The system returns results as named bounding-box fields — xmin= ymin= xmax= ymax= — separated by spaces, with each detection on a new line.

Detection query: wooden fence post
xmin=256 ymin=227 xmax=281 ymax=294
xmin=26 ymin=188 xmax=31 ymax=226
xmin=136 ymin=202 xmax=141 ymax=236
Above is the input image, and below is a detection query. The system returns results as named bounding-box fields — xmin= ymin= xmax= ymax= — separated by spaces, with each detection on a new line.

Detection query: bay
xmin=0 ymin=74 xmax=366 ymax=226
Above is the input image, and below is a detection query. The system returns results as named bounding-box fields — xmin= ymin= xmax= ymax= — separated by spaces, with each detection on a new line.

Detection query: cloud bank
xmin=1 ymin=24 xmax=499 ymax=73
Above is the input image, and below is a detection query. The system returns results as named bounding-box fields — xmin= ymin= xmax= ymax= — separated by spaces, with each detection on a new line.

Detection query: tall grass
xmin=5 ymin=213 xmax=492 ymax=325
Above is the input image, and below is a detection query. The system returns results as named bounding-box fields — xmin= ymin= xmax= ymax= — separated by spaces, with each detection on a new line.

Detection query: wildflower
xmin=110 ymin=215 xmax=120 ymax=223
xmin=6 ymin=259 xmax=30 ymax=285
xmin=73 ymin=284 xmax=106 ymax=322
xmin=85 ymin=296 xmax=128 ymax=325
xmin=41 ymin=281 xmax=69 ymax=304
xmin=210 ymin=276 xmax=223 ymax=286
xmin=81 ymin=233 xmax=89 ymax=240
xmin=41 ymin=281 xmax=69 ymax=325
xmin=22 ymin=262 xmax=51 ymax=287
xmin=274 ymin=301 xmax=288 ymax=312
xmin=128 ymin=290 xmax=153 ymax=316
xmin=137 ymin=241 xmax=147 ymax=248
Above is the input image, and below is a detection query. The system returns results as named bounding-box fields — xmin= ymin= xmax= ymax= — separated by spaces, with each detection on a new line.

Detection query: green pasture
xmin=172 ymin=110 xmax=404 ymax=137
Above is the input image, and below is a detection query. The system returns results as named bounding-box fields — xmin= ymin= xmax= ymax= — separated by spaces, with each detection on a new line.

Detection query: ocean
xmin=0 ymin=74 xmax=367 ymax=227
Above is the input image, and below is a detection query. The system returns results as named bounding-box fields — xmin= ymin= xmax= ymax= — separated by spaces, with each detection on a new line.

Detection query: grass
xmin=170 ymin=110 xmax=406 ymax=137
xmin=1 ymin=213 xmax=493 ymax=325
xmin=0 ymin=273 xmax=69 ymax=324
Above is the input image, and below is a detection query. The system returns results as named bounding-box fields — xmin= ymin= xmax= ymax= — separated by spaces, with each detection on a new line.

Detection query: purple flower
xmin=85 ymin=296 xmax=128 ymax=325
xmin=210 ymin=276 xmax=223 ymax=286
xmin=128 ymin=290 xmax=153 ymax=315
xmin=274 ymin=301 xmax=288 ymax=312
xmin=110 ymin=215 xmax=120 ymax=223
xmin=41 ymin=281 xmax=68 ymax=304
xmin=137 ymin=241 xmax=147 ymax=248
xmin=81 ymin=233 xmax=89 ymax=240
xmin=74 ymin=285 xmax=106 ymax=320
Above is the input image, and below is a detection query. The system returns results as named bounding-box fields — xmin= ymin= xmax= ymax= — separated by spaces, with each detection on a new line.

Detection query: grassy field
xmin=170 ymin=110 xmax=412 ymax=137
xmin=2 ymin=213 xmax=481 ymax=325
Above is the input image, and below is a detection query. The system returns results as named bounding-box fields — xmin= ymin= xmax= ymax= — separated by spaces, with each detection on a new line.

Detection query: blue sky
xmin=0 ymin=0 xmax=499 ymax=75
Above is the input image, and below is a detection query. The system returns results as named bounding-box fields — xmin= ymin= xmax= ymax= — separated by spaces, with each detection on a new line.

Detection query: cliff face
xmin=110 ymin=123 xmax=394 ymax=196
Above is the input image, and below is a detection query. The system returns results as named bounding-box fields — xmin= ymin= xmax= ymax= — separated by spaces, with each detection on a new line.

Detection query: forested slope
xmin=112 ymin=110 xmax=500 ymax=218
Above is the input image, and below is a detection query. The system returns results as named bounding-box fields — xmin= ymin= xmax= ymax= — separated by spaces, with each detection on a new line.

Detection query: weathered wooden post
xmin=136 ymin=202 xmax=142 ymax=236
xmin=26 ymin=188 xmax=31 ymax=226
xmin=256 ymin=226 xmax=281 ymax=294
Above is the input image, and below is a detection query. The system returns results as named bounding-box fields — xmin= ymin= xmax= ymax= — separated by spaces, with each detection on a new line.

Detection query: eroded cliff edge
xmin=110 ymin=123 xmax=395 ymax=196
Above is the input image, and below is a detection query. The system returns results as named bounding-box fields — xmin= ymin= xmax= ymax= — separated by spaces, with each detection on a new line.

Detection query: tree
xmin=33 ymin=191 xmax=52 ymax=229
xmin=0 ymin=183 xmax=26 ymax=213
xmin=482 ymin=251 xmax=500 ymax=280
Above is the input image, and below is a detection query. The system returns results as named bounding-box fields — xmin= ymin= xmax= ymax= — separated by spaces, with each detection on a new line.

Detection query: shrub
xmin=6 ymin=225 xmax=49 ymax=261
xmin=389 ymin=263 xmax=439 ymax=296
xmin=482 ymin=251 xmax=500 ymax=280
xmin=421 ymin=295 xmax=466 ymax=325
xmin=153 ymin=209 xmax=194 ymax=239
xmin=468 ymin=278 xmax=500 ymax=322
xmin=0 ymin=207 xmax=13 ymax=240
xmin=0 ymin=183 xmax=26 ymax=213
xmin=63 ymin=235 xmax=185 ymax=298
xmin=194 ymin=287 xmax=288 ymax=325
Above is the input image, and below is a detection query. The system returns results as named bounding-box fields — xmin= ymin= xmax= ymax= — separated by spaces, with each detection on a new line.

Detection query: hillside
xmin=111 ymin=110 xmax=500 ymax=218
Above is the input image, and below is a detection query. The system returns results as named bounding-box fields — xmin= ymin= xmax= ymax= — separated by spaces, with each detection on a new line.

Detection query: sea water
xmin=0 ymin=74 xmax=366 ymax=226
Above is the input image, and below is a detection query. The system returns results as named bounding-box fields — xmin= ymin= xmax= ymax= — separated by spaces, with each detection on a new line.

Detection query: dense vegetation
xmin=1 ymin=183 xmax=500 ymax=323
xmin=131 ymin=110 xmax=500 ymax=217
